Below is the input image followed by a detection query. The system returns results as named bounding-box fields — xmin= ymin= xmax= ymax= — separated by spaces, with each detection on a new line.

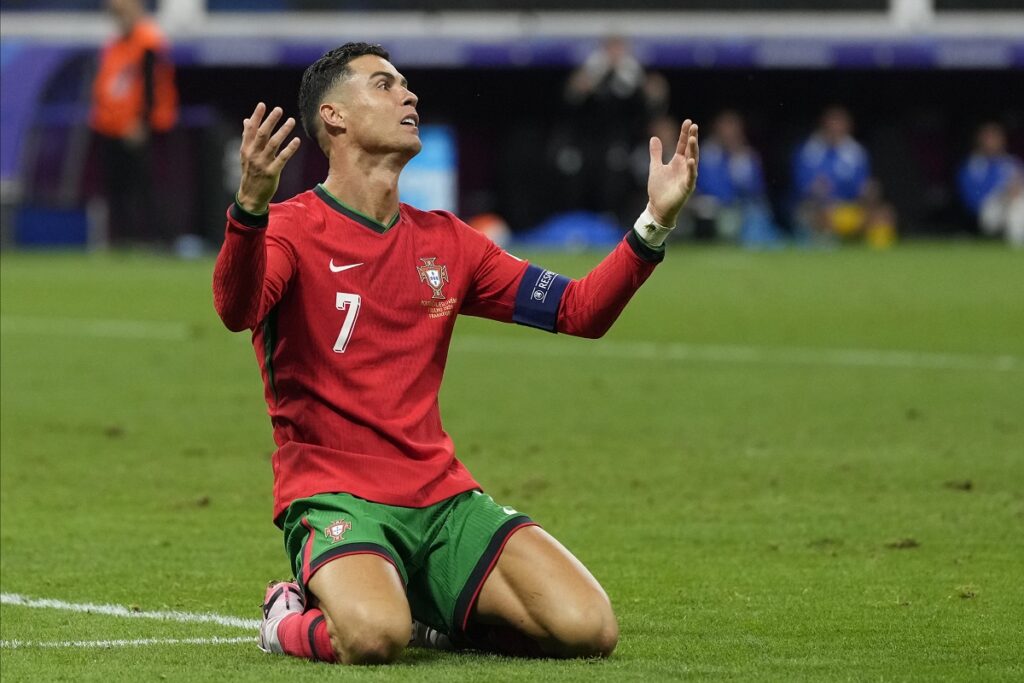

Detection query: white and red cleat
xmin=258 ymin=581 xmax=305 ymax=654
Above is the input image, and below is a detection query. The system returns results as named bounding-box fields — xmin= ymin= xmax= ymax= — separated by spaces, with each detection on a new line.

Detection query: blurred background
xmin=1 ymin=0 xmax=1023 ymax=252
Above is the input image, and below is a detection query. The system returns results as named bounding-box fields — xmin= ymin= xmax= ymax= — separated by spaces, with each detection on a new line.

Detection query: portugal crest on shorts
xmin=417 ymin=257 xmax=449 ymax=300
xmin=324 ymin=519 xmax=351 ymax=543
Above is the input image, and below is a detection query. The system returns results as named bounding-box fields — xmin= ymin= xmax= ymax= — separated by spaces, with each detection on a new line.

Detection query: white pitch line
xmin=0 ymin=636 xmax=254 ymax=650
xmin=0 ymin=593 xmax=259 ymax=630
xmin=452 ymin=335 xmax=1021 ymax=373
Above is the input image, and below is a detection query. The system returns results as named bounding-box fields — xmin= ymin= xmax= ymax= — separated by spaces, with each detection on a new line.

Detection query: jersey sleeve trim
xmin=512 ymin=264 xmax=572 ymax=333
xmin=229 ymin=199 xmax=269 ymax=229
xmin=626 ymin=229 xmax=666 ymax=263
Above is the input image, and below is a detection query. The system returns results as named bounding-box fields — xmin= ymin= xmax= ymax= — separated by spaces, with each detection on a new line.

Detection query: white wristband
xmin=632 ymin=207 xmax=675 ymax=248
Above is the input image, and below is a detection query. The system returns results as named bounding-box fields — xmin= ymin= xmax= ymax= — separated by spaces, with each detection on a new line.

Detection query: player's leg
xmin=864 ymin=202 xmax=897 ymax=249
xmin=263 ymin=493 xmax=414 ymax=665
xmin=416 ymin=492 xmax=616 ymax=659
xmin=1005 ymin=192 xmax=1024 ymax=246
xmin=979 ymin=193 xmax=1008 ymax=237
xmin=307 ymin=554 xmax=412 ymax=664
xmin=99 ymin=135 xmax=132 ymax=243
xmin=469 ymin=525 xmax=618 ymax=658
xmin=259 ymin=556 xmax=410 ymax=665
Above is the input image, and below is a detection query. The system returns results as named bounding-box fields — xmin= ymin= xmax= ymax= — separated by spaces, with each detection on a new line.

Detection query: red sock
xmin=277 ymin=608 xmax=336 ymax=662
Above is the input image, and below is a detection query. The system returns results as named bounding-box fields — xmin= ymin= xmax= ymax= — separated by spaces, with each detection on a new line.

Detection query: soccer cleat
xmin=409 ymin=620 xmax=453 ymax=650
xmin=258 ymin=580 xmax=305 ymax=654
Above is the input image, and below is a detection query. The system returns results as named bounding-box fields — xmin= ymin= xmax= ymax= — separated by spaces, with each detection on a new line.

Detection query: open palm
xmin=236 ymin=102 xmax=302 ymax=214
xmin=647 ymin=119 xmax=699 ymax=227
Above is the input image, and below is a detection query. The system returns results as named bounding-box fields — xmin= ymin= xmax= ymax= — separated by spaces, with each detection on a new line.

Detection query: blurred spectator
xmin=558 ymin=36 xmax=668 ymax=225
xmin=957 ymin=122 xmax=1024 ymax=246
xmin=467 ymin=212 xmax=511 ymax=248
xmin=90 ymin=0 xmax=178 ymax=244
xmin=792 ymin=106 xmax=895 ymax=248
xmin=688 ymin=110 xmax=779 ymax=245
xmin=565 ymin=36 xmax=661 ymax=113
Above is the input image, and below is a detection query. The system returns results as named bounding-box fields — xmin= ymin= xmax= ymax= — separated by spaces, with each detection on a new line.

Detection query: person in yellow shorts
xmin=792 ymin=106 xmax=895 ymax=248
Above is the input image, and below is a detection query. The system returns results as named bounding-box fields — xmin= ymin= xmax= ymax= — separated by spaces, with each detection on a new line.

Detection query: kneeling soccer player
xmin=212 ymin=42 xmax=698 ymax=664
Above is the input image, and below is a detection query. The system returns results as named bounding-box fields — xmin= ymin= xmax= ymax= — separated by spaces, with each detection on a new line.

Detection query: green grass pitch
xmin=1 ymin=243 xmax=1022 ymax=681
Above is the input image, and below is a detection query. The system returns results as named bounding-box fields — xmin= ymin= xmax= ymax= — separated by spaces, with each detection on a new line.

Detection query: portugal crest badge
xmin=324 ymin=519 xmax=351 ymax=543
xmin=417 ymin=257 xmax=449 ymax=300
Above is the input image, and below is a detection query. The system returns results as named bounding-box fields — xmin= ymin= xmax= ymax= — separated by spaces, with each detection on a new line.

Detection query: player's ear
xmin=319 ymin=102 xmax=345 ymax=135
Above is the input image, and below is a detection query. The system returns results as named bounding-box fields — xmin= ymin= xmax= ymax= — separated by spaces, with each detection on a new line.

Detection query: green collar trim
xmin=314 ymin=184 xmax=399 ymax=234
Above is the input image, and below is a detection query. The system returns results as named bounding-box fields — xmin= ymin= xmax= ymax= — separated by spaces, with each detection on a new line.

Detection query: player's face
xmin=335 ymin=55 xmax=421 ymax=159
xmin=822 ymin=108 xmax=852 ymax=142
xmin=713 ymin=112 xmax=744 ymax=150
xmin=977 ymin=125 xmax=1005 ymax=156
xmin=105 ymin=0 xmax=138 ymax=29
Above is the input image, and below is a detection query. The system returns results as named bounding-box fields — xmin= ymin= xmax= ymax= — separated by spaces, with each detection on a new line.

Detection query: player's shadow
xmin=402 ymin=646 xmax=589 ymax=665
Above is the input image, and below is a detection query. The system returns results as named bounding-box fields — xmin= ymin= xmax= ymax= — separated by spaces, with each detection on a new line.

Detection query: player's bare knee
xmin=331 ymin=613 xmax=408 ymax=665
xmin=588 ymin=610 xmax=619 ymax=658
xmin=573 ymin=605 xmax=618 ymax=658
xmin=549 ymin=599 xmax=618 ymax=658
xmin=340 ymin=631 xmax=405 ymax=665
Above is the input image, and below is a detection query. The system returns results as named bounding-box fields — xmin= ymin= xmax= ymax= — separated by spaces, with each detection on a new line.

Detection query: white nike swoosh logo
xmin=329 ymin=260 xmax=364 ymax=273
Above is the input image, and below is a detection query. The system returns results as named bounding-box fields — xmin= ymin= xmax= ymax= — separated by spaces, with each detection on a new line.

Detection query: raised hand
xmin=647 ymin=119 xmax=699 ymax=227
xmin=236 ymin=102 xmax=302 ymax=214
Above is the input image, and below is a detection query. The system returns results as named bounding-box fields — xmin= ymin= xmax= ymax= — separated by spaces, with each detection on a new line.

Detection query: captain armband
xmin=512 ymin=264 xmax=571 ymax=333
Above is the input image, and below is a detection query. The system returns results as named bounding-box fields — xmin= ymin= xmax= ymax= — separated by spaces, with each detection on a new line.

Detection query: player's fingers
xmin=649 ymin=136 xmax=663 ymax=170
xmin=676 ymin=119 xmax=692 ymax=157
xmin=240 ymin=104 xmax=259 ymax=147
xmin=689 ymin=125 xmax=700 ymax=165
xmin=255 ymin=106 xmax=284 ymax=146
xmin=240 ymin=102 xmax=267 ymax=153
xmin=246 ymin=103 xmax=266 ymax=136
xmin=268 ymin=117 xmax=297 ymax=154
xmin=249 ymin=102 xmax=266 ymax=128
xmin=269 ymin=137 xmax=302 ymax=173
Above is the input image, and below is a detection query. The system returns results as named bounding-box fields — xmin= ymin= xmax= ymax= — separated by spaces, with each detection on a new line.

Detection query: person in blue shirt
xmin=958 ymin=122 xmax=1024 ymax=246
xmin=691 ymin=110 xmax=779 ymax=245
xmin=792 ymin=106 xmax=895 ymax=247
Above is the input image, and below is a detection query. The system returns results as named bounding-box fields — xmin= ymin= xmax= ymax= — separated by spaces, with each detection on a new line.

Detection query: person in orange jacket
xmin=90 ymin=0 xmax=178 ymax=243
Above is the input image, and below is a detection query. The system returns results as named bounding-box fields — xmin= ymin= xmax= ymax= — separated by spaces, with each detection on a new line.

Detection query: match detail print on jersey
xmin=512 ymin=264 xmax=571 ymax=333
xmin=416 ymin=257 xmax=459 ymax=320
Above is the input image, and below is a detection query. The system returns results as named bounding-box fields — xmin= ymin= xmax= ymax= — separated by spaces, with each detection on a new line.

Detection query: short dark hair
xmin=298 ymin=42 xmax=390 ymax=150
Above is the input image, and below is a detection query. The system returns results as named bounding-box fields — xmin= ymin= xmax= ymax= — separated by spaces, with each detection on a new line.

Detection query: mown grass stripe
xmin=2 ymin=314 xmax=1017 ymax=372
xmin=0 ymin=316 xmax=189 ymax=341
xmin=452 ymin=336 xmax=1021 ymax=373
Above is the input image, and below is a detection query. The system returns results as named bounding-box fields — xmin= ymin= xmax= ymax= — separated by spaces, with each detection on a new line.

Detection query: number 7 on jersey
xmin=333 ymin=292 xmax=361 ymax=353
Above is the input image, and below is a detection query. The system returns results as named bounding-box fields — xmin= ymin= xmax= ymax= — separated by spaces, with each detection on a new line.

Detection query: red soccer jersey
xmin=214 ymin=185 xmax=663 ymax=523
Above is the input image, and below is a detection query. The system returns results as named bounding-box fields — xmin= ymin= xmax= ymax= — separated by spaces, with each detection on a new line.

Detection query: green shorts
xmin=280 ymin=490 xmax=535 ymax=638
